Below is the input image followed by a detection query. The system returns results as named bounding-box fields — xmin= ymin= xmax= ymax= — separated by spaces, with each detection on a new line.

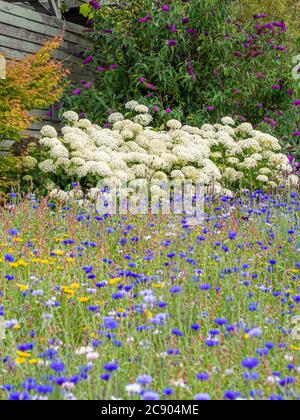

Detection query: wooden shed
xmin=0 ymin=0 xmax=97 ymax=151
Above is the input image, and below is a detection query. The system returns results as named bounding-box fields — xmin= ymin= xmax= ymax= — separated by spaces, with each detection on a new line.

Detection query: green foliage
xmin=0 ymin=37 xmax=68 ymax=141
xmin=0 ymin=155 xmax=22 ymax=198
xmin=63 ymin=0 xmax=299 ymax=145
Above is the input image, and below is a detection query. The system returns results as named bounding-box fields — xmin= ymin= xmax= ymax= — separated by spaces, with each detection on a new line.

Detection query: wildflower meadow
xmin=0 ymin=191 xmax=300 ymax=401
xmin=0 ymin=0 xmax=299 ymax=403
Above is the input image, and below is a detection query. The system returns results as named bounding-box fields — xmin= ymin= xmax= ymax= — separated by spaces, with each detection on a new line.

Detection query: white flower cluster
xmin=36 ymin=104 xmax=297 ymax=201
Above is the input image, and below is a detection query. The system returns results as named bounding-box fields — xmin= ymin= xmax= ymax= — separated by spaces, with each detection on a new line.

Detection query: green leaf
xmin=80 ymin=3 xmax=93 ymax=18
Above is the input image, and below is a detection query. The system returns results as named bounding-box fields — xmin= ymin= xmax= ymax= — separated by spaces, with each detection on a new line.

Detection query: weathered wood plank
xmin=0 ymin=34 xmax=83 ymax=61
xmin=0 ymin=23 xmax=88 ymax=56
xmin=0 ymin=0 xmax=89 ymax=36
xmin=0 ymin=9 xmax=91 ymax=47
xmin=0 ymin=139 xmax=15 ymax=149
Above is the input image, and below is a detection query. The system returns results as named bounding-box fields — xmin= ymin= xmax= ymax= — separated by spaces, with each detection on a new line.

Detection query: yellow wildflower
xmin=9 ymin=262 xmax=19 ymax=268
xmin=144 ymin=309 xmax=153 ymax=320
xmin=79 ymin=297 xmax=90 ymax=303
xmin=15 ymin=358 xmax=26 ymax=365
xmin=52 ymin=250 xmax=64 ymax=256
xmin=290 ymin=345 xmax=300 ymax=351
xmin=108 ymin=278 xmax=122 ymax=285
xmin=17 ymin=284 xmax=29 ymax=293
xmin=62 ymin=287 xmax=75 ymax=297
xmin=17 ymin=259 xmax=28 ymax=267
xmin=16 ymin=351 xmax=31 ymax=358
xmin=29 ymin=359 xmax=41 ymax=365
xmin=153 ymin=283 xmax=165 ymax=289
xmin=95 ymin=300 xmax=106 ymax=306
xmin=13 ymin=238 xmax=24 ymax=243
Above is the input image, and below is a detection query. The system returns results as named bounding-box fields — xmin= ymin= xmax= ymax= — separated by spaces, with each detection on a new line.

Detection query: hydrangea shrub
xmin=25 ymin=103 xmax=298 ymax=200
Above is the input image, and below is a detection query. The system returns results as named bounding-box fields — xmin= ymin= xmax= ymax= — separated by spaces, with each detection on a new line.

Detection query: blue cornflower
xmin=36 ymin=385 xmax=54 ymax=394
xmin=103 ymin=362 xmax=118 ymax=372
xmin=200 ymin=284 xmax=211 ymax=291
xmin=22 ymin=378 xmax=37 ymax=392
xmin=228 ymin=232 xmax=237 ymax=240
xmin=194 ymin=393 xmax=211 ymax=400
xmin=214 ymin=318 xmax=228 ymax=326
xmin=196 ymin=373 xmax=209 ymax=381
xmin=88 ymin=306 xmax=99 ymax=312
xmin=9 ymin=392 xmax=30 ymax=400
xmin=242 ymin=358 xmax=259 ymax=370
xmin=143 ymin=391 xmax=160 ymax=400
xmin=172 ymin=328 xmax=183 ymax=336
xmin=162 ymin=388 xmax=173 ymax=396
xmin=170 ymin=285 xmax=182 ymax=294
xmin=205 ymin=339 xmax=219 ymax=347
xmin=137 ymin=375 xmax=153 ymax=385
xmin=100 ymin=373 xmax=111 ymax=381
xmin=50 ymin=361 xmax=65 ymax=373
xmin=167 ymin=253 xmax=176 ymax=259
xmin=224 ymin=390 xmax=238 ymax=400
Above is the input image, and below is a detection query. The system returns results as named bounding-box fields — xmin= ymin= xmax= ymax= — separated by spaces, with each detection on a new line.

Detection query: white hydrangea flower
xmin=40 ymin=125 xmax=57 ymax=138
xmin=22 ymin=156 xmax=37 ymax=170
xmin=256 ymin=175 xmax=269 ymax=183
xmin=121 ymin=130 xmax=134 ymax=141
xmin=235 ymin=123 xmax=253 ymax=135
xmin=259 ymin=167 xmax=272 ymax=175
xmin=39 ymin=137 xmax=61 ymax=148
xmin=55 ymin=158 xmax=70 ymax=168
xmin=133 ymin=114 xmax=153 ymax=126
xmin=125 ymin=100 xmax=140 ymax=110
xmin=71 ymin=157 xmax=86 ymax=166
xmin=76 ymin=119 xmax=93 ymax=130
xmin=171 ymin=170 xmax=185 ymax=179
xmin=227 ymin=157 xmax=240 ymax=165
xmin=240 ymin=157 xmax=258 ymax=169
xmin=50 ymin=145 xmax=69 ymax=159
xmin=76 ymin=165 xmax=90 ymax=178
xmin=223 ymin=167 xmax=244 ymax=182
xmin=39 ymin=159 xmax=56 ymax=173
xmin=108 ymin=113 xmax=125 ymax=124
xmin=135 ymin=104 xmax=149 ymax=114
xmin=167 ymin=119 xmax=182 ymax=130
xmin=62 ymin=111 xmax=79 ymax=123
xmin=201 ymin=124 xmax=215 ymax=132
xmin=221 ymin=117 xmax=235 ymax=126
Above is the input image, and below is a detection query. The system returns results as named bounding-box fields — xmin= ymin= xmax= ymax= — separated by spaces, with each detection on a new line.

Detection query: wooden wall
xmin=0 ymin=0 xmax=96 ymax=145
